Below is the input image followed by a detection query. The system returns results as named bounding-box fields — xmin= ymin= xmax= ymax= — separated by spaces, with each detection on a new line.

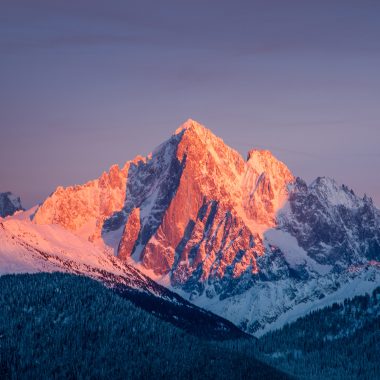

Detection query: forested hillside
xmin=1 ymin=272 xmax=378 ymax=379
xmin=0 ymin=273 xmax=288 ymax=380
xmin=256 ymin=288 xmax=380 ymax=379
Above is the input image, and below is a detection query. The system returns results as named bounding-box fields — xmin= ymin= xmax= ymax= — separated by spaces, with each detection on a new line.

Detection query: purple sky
xmin=1 ymin=0 xmax=380 ymax=208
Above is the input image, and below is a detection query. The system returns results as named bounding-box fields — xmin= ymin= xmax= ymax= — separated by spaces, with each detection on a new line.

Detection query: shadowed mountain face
xmin=32 ymin=119 xmax=380 ymax=335
xmin=279 ymin=177 xmax=380 ymax=266
xmin=0 ymin=192 xmax=24 ymax=217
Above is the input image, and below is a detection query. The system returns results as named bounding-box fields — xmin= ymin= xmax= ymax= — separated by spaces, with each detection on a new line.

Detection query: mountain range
xmin=1 ymin=119 xmax=379 ymax=337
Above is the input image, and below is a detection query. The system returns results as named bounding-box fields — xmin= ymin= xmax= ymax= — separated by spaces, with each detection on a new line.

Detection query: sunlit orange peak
xmin=174 ymin=118 xmax=208 ymax=135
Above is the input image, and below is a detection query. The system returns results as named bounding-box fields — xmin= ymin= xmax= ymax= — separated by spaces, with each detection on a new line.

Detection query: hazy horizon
xmin=1 ymin=1 xmax=379 ymax=208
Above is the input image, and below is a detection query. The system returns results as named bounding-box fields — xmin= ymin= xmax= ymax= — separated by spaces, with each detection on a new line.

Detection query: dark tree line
xmin=253 ymin=287 xmax=380 ymax=379
xmin=1 ymin=272 xmax=378 ymax=379
xmin=0 ymin=273 xmax=288 ymax=380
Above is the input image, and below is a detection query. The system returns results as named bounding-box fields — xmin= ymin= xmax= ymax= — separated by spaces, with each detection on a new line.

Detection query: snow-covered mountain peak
xmin=308 ymin=176 xmax=360 ymax=208
xmin=247 ymin=148 xmax=274 ymax=161
xmin=33 ymin=162 xmax=130 ymax=241
xmin=174 ymin=119 xmax=241 ymax=162
xmin=25 ymin=119 xmax=380 ymax=336
xmin=174 ymin=118 xmax=207 ymax=135
xmin=242 ymin=149 xmax=295 ymax=227
xmin=246 ymin=149 xmax=294 ymax=181
xmin=0 ymin=192 xmax=24 ymax=218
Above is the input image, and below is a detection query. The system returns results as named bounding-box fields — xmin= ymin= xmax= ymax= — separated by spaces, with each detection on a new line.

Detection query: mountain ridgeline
xmin=32 ymin=119 xmax=380 ymax=335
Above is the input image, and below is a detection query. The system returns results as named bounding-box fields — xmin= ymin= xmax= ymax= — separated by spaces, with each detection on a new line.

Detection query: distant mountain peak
xmin=0 ymin=192 xmax=24 ymax=218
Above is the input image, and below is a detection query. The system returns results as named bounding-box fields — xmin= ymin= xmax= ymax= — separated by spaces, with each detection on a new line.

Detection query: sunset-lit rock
xmin=31 ymin=119 xmax=380 ymax=335
xmin=33 ymin=163 xmax=129 ymax=241
xmin=33 ymin=119 xmax=294 ymax=285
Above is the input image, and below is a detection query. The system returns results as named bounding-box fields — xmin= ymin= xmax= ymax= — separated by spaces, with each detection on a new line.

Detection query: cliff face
xmin=99 ymin=120 xmax=294 ymax=290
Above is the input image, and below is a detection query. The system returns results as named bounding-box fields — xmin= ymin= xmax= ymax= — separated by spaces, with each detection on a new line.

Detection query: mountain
xmin=0 ymin=212 xmax=246 ymax=340
xmin=33 ymin=162 xmax=129 ymax=242
xmin=0 ymin=192 xmax=24 ymax=217
xmin=0 ymin=273 xmax=289 ymax=379
xmin=23 ymin=119 xmax=380 ymax=335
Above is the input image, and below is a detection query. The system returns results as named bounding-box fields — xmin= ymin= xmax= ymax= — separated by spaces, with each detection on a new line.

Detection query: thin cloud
xmin=0 ymin=34 xmax=154 ymax=53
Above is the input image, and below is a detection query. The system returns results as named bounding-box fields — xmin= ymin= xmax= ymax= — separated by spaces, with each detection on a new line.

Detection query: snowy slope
xmin=0 ymin=212 xmax=164 ymax=293
xmin=0 ymin=209 xmax=246 ymax=339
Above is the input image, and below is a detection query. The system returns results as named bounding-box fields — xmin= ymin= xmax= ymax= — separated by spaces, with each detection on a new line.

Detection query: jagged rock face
xmin=244 ymin=150 xmax=294 ymax=225
xmin=0 ymin=192 xmax=24 ymax=217
xmin=278 ymin=177 xmax=380 ymax=267
xmin=103 ymin=121 xmax=380 ymax=335
xmin=103 ymin=120 xmax=293 ymax=294
xmin=118 ymin=208 xmax=141 ymax=261
xmin=33 ymin=163 xmax=129 ymax=241
xmin=137 ymin=124 xmax=248 ymax=278
xmin=32 ymin=119 xmax=380 ymax=335
xmin=34 ymin=119 xmax=295 ymax=292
